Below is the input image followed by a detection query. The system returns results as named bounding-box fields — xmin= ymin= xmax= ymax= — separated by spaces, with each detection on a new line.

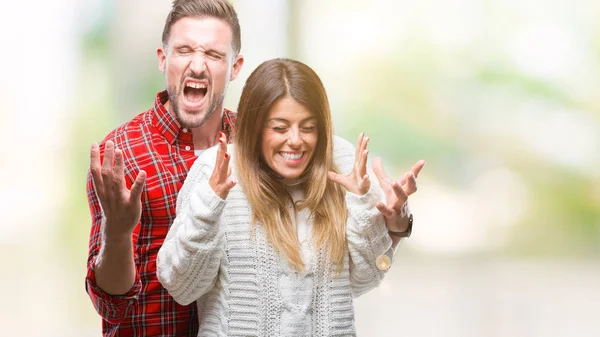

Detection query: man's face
xmin=157 ymin=17 xmax=243 ymax=128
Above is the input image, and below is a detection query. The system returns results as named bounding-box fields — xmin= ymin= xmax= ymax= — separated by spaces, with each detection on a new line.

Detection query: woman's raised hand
xmin=328 ymin=133 xmax=371 ymax=195
xmin=209 ymin=132 xmax=236 ymax=199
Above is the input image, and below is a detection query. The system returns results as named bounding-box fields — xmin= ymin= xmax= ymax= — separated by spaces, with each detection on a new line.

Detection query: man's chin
xmin=176 ymin=111 xmax=208 ymax=129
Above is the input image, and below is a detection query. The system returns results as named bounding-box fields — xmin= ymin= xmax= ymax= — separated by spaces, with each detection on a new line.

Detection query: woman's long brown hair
xmin=234 ymin=58 xmax=347 ymax=272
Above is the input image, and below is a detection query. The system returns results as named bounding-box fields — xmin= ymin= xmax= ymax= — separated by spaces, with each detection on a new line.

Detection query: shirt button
xmin=376 ymin=254 xmax=391 ymax=271
xmin=182 ymin=128 xmax=188 ymax=133
xmin=185 ymin=146 xmax=191 ymax=151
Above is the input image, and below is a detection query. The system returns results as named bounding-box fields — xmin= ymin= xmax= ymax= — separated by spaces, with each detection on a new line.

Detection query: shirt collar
xmin=151 ymin=90 xmax=237 ymax=145
xmin=152 ymin=90 xmax=180 ymax=145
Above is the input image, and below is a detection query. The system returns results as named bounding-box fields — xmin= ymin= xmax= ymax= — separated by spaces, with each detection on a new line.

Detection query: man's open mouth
xmin=183 ymin=82 xmax=208 ymax=103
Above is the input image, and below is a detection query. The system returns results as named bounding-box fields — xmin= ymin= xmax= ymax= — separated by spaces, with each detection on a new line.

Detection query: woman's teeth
xmin=280 ymin=152 xmax=303 ymax=160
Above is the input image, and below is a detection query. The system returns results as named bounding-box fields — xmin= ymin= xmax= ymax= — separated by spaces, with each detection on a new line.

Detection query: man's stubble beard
xmin=167 ymin=85 xmax=227 ymax=129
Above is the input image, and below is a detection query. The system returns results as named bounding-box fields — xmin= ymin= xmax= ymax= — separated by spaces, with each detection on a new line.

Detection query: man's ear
xmin=157 ymin=47 xmax=167 ymax=73
xmin=229 ymin=55 xmax=244 ymax=81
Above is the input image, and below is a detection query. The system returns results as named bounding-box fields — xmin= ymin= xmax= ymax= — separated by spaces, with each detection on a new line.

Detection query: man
xmin=86 ymin=0 xmax=424 ymax=336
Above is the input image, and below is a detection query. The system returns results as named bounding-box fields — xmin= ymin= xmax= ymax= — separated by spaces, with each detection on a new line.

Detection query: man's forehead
xmin=168 ymin=17 xmax=233 ymax=50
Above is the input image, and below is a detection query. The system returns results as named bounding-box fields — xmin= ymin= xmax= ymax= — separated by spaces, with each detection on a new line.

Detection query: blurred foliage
xmin=61 ymin=1 xmax=600 ymax=284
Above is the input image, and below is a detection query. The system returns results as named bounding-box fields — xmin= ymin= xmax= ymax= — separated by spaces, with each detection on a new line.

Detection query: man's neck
xmin=163 ymin=99 xmax=225 ymax=150
xmin=191 ymin=108 xmax=224 ymax=150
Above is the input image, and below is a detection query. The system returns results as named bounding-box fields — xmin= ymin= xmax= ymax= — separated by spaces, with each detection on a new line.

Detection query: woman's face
xmin=261 ymin=97 xmax=319 ymax=182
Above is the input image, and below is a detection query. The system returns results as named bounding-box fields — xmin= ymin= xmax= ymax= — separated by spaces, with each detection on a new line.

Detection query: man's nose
xmin=189 ymin=53 xmax=207 ymax=74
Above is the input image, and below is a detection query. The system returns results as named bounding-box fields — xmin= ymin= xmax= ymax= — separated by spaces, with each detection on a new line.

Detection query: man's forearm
xmin=94 ymin=227 xmax=136 ymax=295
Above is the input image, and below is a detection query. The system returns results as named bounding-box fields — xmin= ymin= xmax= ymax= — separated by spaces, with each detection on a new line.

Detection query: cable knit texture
xmin=157 ymin=136 xmax=393 ymax=337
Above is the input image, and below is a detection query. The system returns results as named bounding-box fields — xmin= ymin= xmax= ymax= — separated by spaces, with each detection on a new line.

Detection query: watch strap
xmin=388 ymin=213 xmax=413 ymax=238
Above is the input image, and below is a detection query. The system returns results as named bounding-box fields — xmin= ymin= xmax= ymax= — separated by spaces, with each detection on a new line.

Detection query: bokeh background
xmin=1 ymin=0 xmax=599 ymax=336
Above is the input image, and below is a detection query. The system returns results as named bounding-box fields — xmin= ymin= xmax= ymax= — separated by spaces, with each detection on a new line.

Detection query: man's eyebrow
xmin=204 ymin=48 xmax=227 ymax=57
xmin=171 ymin=44 xmax=227 ymax=56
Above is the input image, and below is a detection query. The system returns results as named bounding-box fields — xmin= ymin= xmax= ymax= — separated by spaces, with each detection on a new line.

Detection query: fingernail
xmin=91 ymin=143 xmax=98 ymax=150
xmin=225 ymin=153 xmax=229 ymax=159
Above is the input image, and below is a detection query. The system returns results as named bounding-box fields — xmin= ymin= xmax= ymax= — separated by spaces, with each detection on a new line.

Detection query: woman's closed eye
xmin=300 ymin=125 xmax=316 ymax=132
xmin=271 ymin=126 xmax=289 ymax=132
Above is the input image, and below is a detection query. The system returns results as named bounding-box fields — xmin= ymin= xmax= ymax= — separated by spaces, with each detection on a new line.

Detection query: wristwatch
xmin=388 ymin=213 xmax=413 ymax=238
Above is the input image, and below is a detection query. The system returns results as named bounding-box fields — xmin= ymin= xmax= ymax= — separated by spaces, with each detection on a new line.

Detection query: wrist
xmin=102 ymin=219 xmax=134 ymax=244
xmin=388 ymin=213 xmax=413 ymax=238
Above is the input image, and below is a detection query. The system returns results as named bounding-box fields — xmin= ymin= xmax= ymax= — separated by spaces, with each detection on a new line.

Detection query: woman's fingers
xmin=210 ymin=132 xmax=235 ymax=199
xmin=376 ymin=202 xmax=394 ymax=218
xmin=391 ymin=182 xmax=408 ymax=213
xmin=327 ymin=171 xmax=344 ymax=187
xmin=411 ymin=160 xmax=426 ymax=178
xmin=354 ymin=133 xmax=364 ymax=161
xmin=403 ymin=172 xmax=417 ymax=195
xmin=220 ymin=152 xmax=231 ymax=181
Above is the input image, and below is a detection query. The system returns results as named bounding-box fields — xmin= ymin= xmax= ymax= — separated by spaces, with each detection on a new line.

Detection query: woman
xmin=157 ymin=58 xmax=393 ymax=336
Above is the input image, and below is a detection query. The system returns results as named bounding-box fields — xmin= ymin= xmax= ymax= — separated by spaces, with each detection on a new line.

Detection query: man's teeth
xmin=280 ymin=152 xmax=303 ymax=160
xmin=186 ymin=83 xmax=207 ymax=89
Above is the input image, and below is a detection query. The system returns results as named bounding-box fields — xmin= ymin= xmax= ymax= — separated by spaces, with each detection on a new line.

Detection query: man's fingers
xmin=90 ymin=143 xmax=104 ymax=195
xmin=130 ymin=170 xmax=147 ymax=201
xmin=114 ymin=149 xmax=125 ymax=187
xmin=101 ymin=141 xmax=115 ymax=180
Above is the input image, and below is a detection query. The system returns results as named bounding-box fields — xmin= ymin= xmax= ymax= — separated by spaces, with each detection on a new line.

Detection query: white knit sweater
xmin=157 ymin=136 xmax=393 ymax=337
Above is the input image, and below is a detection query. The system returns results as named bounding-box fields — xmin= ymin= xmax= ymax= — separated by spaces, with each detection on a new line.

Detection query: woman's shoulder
xmin=333 ymin=135 xmax=355 ymax=175
xmin=192 ymin=143 xmax=236 ymax=171
xmin=177 ymin=143 xmax=237 ymax=211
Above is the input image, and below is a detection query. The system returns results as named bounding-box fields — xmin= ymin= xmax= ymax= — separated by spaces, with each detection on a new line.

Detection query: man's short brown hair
xmin=162 ymin=0 xmax=241 ymax=55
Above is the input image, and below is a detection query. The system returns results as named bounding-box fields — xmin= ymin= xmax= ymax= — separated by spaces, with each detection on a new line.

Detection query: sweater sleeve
xmin=333 ymin=135 xmax=393 ymax=297
xmin=156 ymin=147 xmax=226 ymax=306
xmin=345 ymin=186 xmax=392 ymax=298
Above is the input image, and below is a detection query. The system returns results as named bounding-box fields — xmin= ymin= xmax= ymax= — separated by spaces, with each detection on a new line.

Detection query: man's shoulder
xmin=98 ymin=110 xmax=151 ymax=148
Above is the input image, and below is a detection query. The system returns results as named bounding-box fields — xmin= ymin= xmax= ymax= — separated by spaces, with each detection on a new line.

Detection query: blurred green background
xmin=1 ymin=0 xmax=598 ymax=336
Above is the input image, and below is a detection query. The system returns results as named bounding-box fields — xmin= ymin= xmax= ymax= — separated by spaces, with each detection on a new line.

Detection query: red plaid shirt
xmin=85 ymin=91 xmax=236 ymax=336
